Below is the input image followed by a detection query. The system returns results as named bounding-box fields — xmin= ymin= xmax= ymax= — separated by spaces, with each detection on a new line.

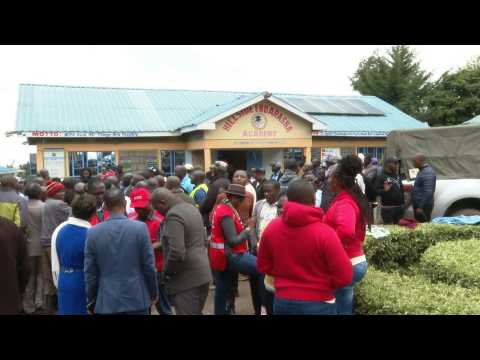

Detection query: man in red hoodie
xmin=257 ymin=179 xmax=352 ymax=315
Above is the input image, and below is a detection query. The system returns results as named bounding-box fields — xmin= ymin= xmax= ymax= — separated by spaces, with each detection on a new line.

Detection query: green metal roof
xmin=464 ymin=115 xmax=480 ymax=125
xmin=309 ymin=96 xmax=429 ymax=136
xmin=0 ymin=166 xmax=17 ymax=175
xmin=15 ymin=84 xmax=427 ymax=137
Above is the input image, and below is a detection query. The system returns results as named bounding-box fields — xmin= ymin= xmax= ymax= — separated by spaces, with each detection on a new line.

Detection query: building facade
xmin=13 ymin=84 xmax=428 ymax=179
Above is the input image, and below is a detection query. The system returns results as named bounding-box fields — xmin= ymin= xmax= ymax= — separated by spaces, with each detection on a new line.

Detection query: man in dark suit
xmin=84 ymin=188 xmax=158 ymax=315
xmin=270 ymin=162 xmax=283 ymax=182
xmin=152 ymin=188 xmax=212 ymax=315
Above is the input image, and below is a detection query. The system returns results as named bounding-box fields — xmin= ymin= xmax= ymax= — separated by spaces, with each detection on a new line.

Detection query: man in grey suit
xmin=152 ymin=188 xmax=212 ymax=315
xmin=84 ymin=187 xmax=158 ymax=315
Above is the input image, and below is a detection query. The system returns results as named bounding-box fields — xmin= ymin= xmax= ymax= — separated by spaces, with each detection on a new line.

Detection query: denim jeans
xmin=274 ymin=297 xmax=337 ymax=315
xmin=156 ymin=276 xmax=173 ymax=315
xmin=214 ymin=252 xmax=260 ymax=315
xmin=414 ymin=204 xmax=434 ymax=223
xmin=334 ymin=261 xmax=368 ymax=315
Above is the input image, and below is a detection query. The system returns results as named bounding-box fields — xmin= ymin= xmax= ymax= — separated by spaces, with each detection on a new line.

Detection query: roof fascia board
xmin=182 ymin=92 xmax=327 ymax=133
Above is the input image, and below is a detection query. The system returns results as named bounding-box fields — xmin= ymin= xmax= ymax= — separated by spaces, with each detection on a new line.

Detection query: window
xmin=119 ymin=150 xmax=159 ymax=174
xmin=357 ymin=147 xmax=385 ymax=161
xmin=69 ymin=152 xmax=116 ymax=177
xmin=161 ymin=151 xmax=186 ymax=176
xmin=340 ymin=147 xmax=357 ymax=157
xmin=283 ymin=148 xmax=304 ymax=163
xmin=312 ymin=148 xmax=322 ymax=161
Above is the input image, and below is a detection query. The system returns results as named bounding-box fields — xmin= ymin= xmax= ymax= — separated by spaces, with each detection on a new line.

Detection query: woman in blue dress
xmin=51 ymin=194 xmax=97 ymax=315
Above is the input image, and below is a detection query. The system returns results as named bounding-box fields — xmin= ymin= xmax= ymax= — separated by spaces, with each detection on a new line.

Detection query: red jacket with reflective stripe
xmin=210 ymin=202 xmax=247 ymax=271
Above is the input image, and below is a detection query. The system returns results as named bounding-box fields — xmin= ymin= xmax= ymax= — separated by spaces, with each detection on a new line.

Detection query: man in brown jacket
xmin=152 ymin=188 xmax=212 ymax=315
xmin=0 ymin=217 xmax=30 ymax=314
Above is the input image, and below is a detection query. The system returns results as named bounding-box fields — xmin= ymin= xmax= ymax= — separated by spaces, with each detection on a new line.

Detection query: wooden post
xmin=304 ymin=146 xmax=312 ymax=163
xmin=36 ymin=148 xmax=44 ymax=173
xmin=64 ymin=151 xmax=69 ymax=177
xmin=204 ymin=148 xmax=211 ymax=170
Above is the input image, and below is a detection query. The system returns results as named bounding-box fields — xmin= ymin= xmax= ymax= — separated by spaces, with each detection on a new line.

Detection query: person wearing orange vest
xmin=209 ymin=184 xmax=262 ymax=315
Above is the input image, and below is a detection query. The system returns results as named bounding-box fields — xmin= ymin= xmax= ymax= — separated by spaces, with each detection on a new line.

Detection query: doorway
xmin=216 ymin=150 xmax=247 ymax=179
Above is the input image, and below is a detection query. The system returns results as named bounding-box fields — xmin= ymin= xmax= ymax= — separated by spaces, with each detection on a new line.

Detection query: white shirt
xmin=258 ymin=201 xmax=278 ymax=239
xmin=356 ymin=174 xmax=366 ymax=194
xmin=51 ymin=217 xmax=91 ymax=288
xmin=125 ymin=196 xmax=135 ymax=215
xmin=315 ymin=190 xmax=323 ymax=208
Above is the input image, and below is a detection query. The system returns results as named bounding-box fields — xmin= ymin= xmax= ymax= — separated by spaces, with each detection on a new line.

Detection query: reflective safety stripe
xmin=210 ymin=242 xmax=225 ymax=249
xmin=190 ymin=184 xmax=209 ymax=199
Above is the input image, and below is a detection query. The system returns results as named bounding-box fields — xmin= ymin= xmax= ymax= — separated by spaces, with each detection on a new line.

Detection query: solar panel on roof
xmin=306 ymin=98 xmax=346 ymax=114
xmin=345 ymin=99 xmax=384 ymax=115
xmin=284 ymin=97 xmax=321 ymax=113
xmin=328 ymin=99 xmax=368 ymax=115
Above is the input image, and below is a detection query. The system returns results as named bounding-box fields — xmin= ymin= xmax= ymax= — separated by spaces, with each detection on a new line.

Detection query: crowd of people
xmin=0 ymin=151 xmax=437 ymax=315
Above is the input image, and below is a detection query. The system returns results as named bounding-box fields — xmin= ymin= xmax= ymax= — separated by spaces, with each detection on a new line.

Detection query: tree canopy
xmin=351 ymin=45 xmax=432 ymax=121
xmin=423 ymin=57 xmax=480 ymax=126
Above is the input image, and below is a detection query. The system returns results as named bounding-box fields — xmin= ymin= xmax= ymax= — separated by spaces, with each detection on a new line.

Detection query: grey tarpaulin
xmin=385 ymin=125 xmax=480 ymax=180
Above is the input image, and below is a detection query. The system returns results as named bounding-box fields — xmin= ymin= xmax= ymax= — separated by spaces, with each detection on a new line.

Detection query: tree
xmin=351 ymin=45 xmax=432 ymax=121
xmin=423 ymin=57 xmax=480 ymax=126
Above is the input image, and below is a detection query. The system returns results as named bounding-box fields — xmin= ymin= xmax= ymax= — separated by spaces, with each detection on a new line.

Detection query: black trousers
xmin=249 ymin=274 xmax=264 ymax=315
xmin=414 ymin=204 xmax=434 ymax=223
xmin=264 ymin=289 xmax=274 ymax=315
xmin=381 ymin=206 xmax=405 ymax=225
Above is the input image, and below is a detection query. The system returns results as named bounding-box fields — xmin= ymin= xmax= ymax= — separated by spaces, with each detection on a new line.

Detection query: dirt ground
xmin=203 ymin=278 xmax=254 ymax=315
xmin=152 ymin=278 xmax=255 ymax=315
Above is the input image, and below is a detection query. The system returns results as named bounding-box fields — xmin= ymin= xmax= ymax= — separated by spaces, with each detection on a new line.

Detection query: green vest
xmin=190 ymin=183 xmax=209 ymax=207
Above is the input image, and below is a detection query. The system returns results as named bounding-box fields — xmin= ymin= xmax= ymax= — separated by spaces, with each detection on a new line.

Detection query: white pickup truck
xmin=402 ymin=179 xmax=480 ymax=218
xmin=386 ymin=125 xmax=480 ymax=219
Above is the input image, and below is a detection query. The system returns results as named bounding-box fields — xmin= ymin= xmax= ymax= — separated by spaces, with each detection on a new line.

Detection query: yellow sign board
xmin=204 ymin=101 xmax=312 ymax=141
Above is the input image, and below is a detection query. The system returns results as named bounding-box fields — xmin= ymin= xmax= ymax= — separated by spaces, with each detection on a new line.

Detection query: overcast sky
xmin=1 ymin=45 xmax=479 ymax=167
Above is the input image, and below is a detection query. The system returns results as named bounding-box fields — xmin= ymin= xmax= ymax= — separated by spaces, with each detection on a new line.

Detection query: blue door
xmin=246 ymin=151 xmax=263 ymax=170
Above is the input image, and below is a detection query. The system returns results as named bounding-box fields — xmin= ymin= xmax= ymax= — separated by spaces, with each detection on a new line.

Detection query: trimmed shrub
xmin=418 ymin=239 xmax=480 ymax=289
xmin=365 ymin=224 xmax=480 ymax=271
xmin=355 ymin=266 xmax=480 ymax=315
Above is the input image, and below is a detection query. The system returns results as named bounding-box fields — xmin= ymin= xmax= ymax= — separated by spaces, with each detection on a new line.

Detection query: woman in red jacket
xmin=324 ymin=155 xmax=369 ymax=315
xmin=210 ymin=184 xmax=261 ymax=315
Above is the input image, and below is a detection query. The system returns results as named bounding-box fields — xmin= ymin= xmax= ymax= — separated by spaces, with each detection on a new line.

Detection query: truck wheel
xmin=450 ymin=208 xmax=480 ymax=216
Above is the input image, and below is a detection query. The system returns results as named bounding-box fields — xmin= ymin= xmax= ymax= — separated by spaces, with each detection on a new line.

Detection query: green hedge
xmin=355 ymin=266 xmax=480 ymax=315
xmin=365 ymin=224 xmax=480 ymax=271
xmin=418 ymin=239 xmax=480 ymax=289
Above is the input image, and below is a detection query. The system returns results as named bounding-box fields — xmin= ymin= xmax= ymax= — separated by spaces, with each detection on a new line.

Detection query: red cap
xmin=46 ymin=182 xmax=65 ymax=197
xmin=130 ymin=188 xmax=151 ymax=209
